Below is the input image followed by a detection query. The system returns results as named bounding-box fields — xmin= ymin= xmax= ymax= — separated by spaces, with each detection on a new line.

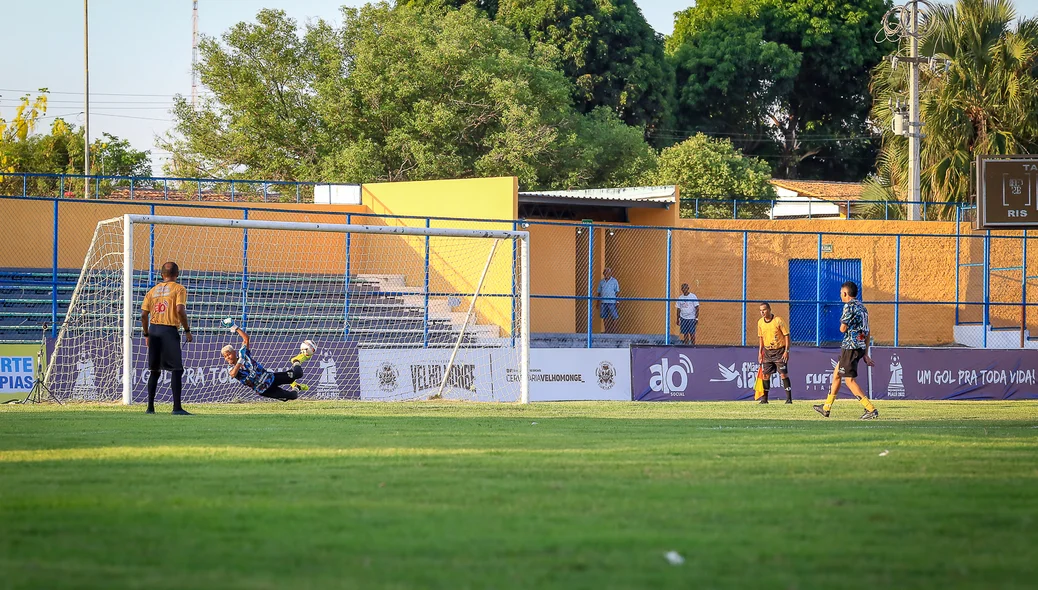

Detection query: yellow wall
xmin=360 ymin=177 xmax=519 ymax=335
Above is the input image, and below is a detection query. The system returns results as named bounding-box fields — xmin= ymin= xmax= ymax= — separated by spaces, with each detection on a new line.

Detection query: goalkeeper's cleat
xmin=290 ymin=352 xmax=312 ymax=365
xmin=860 ymin=409 xmax=879 ymax=420
xmin=171 ymin=408 xmax=193 ymax=416
xmin=289 ymin=382 xmax=309 ymax=392
xmin=812 ymin=404 xmax=830 ymax=418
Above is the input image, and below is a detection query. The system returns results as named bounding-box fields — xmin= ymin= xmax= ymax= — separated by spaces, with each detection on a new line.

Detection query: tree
xmin=403 ymin=0 xmax=675 ymax=141
xmin=668 ymin=0 xmax=892 ymax=180
xmin=164 ymin=3 xmax=655 ymax=189
xmin=868 ymin=0 xmax=1038 ymax=214
xmin=641 ymin=133 xmax=774 ymax=216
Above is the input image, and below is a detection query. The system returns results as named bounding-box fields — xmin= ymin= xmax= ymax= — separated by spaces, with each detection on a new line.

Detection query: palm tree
xmin=867 ymin=0 xmax=1038 ymax=219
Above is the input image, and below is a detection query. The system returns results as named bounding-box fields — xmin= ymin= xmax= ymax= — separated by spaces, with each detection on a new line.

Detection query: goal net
xmin=46 ymin=215 xmax=529 ymax=404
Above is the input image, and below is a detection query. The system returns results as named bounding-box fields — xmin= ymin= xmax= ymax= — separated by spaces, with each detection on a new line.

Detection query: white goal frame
xmin=110 ymin=214 xmax=530 ymax=404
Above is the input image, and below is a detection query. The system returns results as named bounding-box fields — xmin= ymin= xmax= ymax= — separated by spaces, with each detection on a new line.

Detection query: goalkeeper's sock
xmin=147 ymin=371 xmax=159 ymax=412
xmin=171 ymin=369 xmax=184 ymax=412
xmin=782 ymin=377 xmax=792 ymax=402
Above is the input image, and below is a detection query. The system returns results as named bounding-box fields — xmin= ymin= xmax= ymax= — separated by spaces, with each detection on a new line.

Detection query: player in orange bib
xmin=141 ymin=261 xmax=192 ymax=415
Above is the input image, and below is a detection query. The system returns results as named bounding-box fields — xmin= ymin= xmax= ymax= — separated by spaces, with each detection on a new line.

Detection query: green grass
xmin=1 ymin=401 xmax=1036 ymax=589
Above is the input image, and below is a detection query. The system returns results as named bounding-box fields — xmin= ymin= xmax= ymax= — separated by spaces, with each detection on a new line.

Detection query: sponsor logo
xmin=806 ymin=359 xmax=838 ymax=392
xmin=313 ymin=354 xmax=340 ymax=399
xmin=596 ymin=361 xmax=616 ymax=390
xmin=376 ymin=361 xmax=398 ymax=392
xmin=710 ymin=362 xmax=780 ymax=389
xmin=886 ymin=353 xmax=906 ymax=398
xmin=73 ymin=352 xmax=98 ymax=400
xmin=411 ymin=364 xmax=476 ymax=393
xmin=649 ymin=354 xmax=693 ymax=396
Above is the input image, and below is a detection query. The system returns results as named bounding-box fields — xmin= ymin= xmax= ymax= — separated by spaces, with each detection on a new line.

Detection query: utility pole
xmin=192 ymin=0 xmax=199 ymax=109
xmin=84 ymin=0 xmax=90 ymax=199
xmin=880 ymin=0 xmax=946 ymax=221
xmin=907 ymin=0 xmax=921 ymax=222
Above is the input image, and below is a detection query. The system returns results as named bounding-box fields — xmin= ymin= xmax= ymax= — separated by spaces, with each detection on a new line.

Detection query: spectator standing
xmin=597 ymin=267 xmax=620 ymax=334
xmin=675 ymin=283 xmax=700 ymax=345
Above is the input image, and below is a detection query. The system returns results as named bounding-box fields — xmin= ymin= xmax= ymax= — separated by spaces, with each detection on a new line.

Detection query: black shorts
xmin=679 ymin=317 xmax=698 ymax=335
xmin=838 ymin=348 xmax=866 ymax=378
xmin=259 ymin=365 xmax=304 ymax=400
xmin=147 ymin=324 xmax=183 ymax=371
xmin=761 ymin=347 xmax=787 ymax=376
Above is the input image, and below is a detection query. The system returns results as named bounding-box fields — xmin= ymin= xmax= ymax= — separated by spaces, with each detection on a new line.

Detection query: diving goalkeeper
xmin=220 ymin=318 xmax=315 ymax=401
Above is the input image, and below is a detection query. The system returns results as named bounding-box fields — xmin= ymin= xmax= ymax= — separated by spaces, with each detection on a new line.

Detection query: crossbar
xmin=123 ymin=215 xmax=526 ymax=241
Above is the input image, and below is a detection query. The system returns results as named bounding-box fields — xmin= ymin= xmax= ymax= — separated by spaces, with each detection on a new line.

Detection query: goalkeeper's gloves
xmin=222 ymin=317 xmax=239 ymax=334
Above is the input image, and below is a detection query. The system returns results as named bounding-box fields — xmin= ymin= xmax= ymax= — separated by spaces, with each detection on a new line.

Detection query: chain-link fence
xmin=1 ymin=195 xmax=1032 ymax=348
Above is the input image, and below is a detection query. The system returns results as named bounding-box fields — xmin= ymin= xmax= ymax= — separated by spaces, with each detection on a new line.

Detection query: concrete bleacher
xmin=0 ymin=269 xmax=505 ymax=347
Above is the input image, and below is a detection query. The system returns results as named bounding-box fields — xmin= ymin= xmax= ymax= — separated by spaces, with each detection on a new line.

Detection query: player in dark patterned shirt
xmin=814 ymin=281 xmax=879 ymax=420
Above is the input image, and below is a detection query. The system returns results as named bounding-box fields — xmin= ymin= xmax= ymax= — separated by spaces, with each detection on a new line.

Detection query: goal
xmin=46 ymin=214 xmax=530 ymax=404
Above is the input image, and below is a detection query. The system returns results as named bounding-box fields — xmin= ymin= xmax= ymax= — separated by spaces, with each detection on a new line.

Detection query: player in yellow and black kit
xmin=141 ymin=261 xmax=192 ymax=415
xmin=757 ymin=302 xmax=793 ymax=404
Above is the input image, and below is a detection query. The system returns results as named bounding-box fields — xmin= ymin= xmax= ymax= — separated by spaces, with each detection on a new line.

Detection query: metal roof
xmin=518 ymin=185 xmax=677 ymax=208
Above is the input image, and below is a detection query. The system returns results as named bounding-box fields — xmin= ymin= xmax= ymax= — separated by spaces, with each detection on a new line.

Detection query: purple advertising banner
xmin=870 ymin=347 xmax=1038 ymax=400
xmin=129 ymin=336 xmax=361 ymax=403
xmin=630 ymin=346 xmax=860 ymax=402
xmin=49 ymin=334 xmax=360 ymax=403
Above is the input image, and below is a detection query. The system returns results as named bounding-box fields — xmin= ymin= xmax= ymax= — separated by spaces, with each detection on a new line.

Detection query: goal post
xmin=47 ymin=214 xmax=530 ymax=404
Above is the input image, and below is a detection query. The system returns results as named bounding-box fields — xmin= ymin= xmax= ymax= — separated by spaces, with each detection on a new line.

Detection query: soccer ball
xmin=299 ymin=339 xmax=317 ymax=356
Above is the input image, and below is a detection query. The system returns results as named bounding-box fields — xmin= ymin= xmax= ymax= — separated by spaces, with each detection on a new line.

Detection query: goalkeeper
xmin=219 ymin=318 xmax=314 ymax=401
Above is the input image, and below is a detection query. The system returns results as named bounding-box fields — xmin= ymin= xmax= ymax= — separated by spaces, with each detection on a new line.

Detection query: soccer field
xmin=1 ymin=401 xmax=1036 ymax=589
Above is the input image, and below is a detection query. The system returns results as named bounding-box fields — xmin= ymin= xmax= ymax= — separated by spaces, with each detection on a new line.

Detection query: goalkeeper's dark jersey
xmin=233 ymin=346 xmax=274 ymax=393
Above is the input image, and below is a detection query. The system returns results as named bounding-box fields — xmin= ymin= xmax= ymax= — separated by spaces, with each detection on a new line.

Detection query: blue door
xmin=788 ymin=259 xmax=863 ymax=344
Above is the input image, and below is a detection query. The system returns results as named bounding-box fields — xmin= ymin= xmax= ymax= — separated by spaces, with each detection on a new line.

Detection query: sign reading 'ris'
xmin=976 ymin=156 xmax=1038 ymax=228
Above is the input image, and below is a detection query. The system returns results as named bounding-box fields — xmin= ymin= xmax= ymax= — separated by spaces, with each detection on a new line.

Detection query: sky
xmin=3 ymin=0 xmax=1038 ymax=175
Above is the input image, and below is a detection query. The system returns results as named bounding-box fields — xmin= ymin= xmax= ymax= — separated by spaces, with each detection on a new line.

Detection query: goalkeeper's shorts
xmin=147 ymin=324 xmax=184 ymax=371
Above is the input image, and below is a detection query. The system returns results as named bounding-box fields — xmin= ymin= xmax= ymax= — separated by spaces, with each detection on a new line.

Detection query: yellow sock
xmin=856 ymin=394 xmax=875 ymax=413
xmin=823 ymin=392 xmax=837 ymax=413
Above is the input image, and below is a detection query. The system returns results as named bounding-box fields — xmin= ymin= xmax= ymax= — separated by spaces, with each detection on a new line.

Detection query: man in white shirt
xmin=675 ymin=283 xmax=700 ymax=345
xmin=597 ymin=267 xmax=620 ymax=334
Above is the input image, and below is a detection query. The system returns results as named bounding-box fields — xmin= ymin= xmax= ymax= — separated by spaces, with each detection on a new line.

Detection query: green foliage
xmin=668 ymin=0 xmax=892 ymax=180
xmin=642 ymin=133 xmax=775 ymax=200
xmin=404 ymin=0 xmax=675 ymax=138
xmin=165 ymin=3 xmax=655 ymax=189
xmin=869 ymin=0 xmax=1038 ymax=211
xmin=0 ymin=92 xmax=151 ymax=196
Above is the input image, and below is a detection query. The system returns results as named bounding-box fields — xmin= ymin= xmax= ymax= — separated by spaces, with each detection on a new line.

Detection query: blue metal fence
xmin=0 ymin=191 xmax=1032 ymax=348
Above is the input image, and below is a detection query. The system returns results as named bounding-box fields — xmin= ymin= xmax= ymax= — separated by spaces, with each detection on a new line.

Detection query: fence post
xmin=22 ymin=174 xmax=27 ymax=197
xmin=742 ymin=231 xmax=748 ymax=346
xmin=51 ymin=199 xmax=58 ymax=338
xmin=241 ymin=209 xmax=249 ymax=329
xmin=733 ymin=199 xmax=738 ymax=219
xmin=954 ymin=206 xmax=961 ymax=325
xmin=197 ymin=179 xmax=202 ymax=201
xmin=149 ymin=204 xmax=155 ymax=285
xmin=344 ymin=213 xmax=351 ymax=339
xmin=423 ymin=218 xmax=431 ymax=349
xmin=1022 ymin=230 xmax=1028 ymax=349
xmin=586 ymin=223 xmax=594 ymax=349
xmin=296 ymin=184 xmax=301 ymax=204
xmin=815 ymin=233 xmax=822 ymax=347
xmin=695 ymin=199 xmax=699 ymax=219
xmin=894 ymin=235 xmax=901 ymax=346
xmin=129 ymin=177 xmax=135 ymax=200
xmin=983 ymin=230 xmax=990 ymax=348
xmin=665 ymin=229 xmax=672 ymax=345
xmin=263 ymin=183 xmax=268 ymax=203
xmin=163 ymin=179 xmax=168 ymax=200
xmin=59 ymin=174 xmax=65 ymax=200
xmin=230 ymin=180 xmax=236 ymax=202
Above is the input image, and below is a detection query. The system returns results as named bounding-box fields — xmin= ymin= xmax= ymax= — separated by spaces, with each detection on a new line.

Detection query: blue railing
xmin=0 ymin=171 xmax=358 ymax=203
xmin=680 ymin=195 xmax=972 ymax=221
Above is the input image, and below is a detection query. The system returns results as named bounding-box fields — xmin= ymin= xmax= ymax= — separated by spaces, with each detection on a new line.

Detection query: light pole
xmin=84 ymin=0 xmax=90 ymax=199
